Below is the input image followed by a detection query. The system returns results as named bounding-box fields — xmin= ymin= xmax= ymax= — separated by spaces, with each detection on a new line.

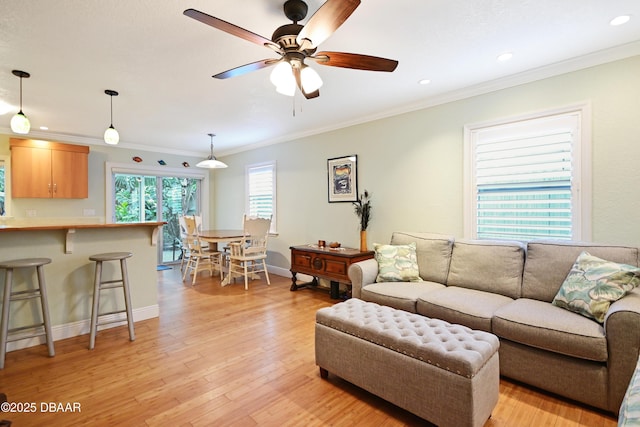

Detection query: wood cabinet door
xmin=11 ymin=145 xmax=52 ymax=198
xmin=52 ymin=149 xmax=88 ymax=198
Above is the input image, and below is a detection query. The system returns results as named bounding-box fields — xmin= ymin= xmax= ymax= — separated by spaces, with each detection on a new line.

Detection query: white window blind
xmin=476 ymin=130 xmax=573 ymax=240
xmin=465 ymin=106 xmax=590 ymax=242
xmin=246 ymin=161 xmax=276 ymax=232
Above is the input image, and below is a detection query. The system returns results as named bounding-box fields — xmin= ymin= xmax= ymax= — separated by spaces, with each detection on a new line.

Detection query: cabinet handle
xmin=53 ymin=183 xmax=57 ymax=193
xmin=312 ymin=257 xmax=324 ymax=270
xmin=48 ymin=183 xmax=51 ymax=194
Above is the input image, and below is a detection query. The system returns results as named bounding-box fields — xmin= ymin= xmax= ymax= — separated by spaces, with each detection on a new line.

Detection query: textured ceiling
xmin=1 ymin=0 xmax=640 ymax=157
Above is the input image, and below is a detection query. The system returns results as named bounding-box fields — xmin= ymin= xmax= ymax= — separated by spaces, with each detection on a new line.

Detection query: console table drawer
xmin=324 ymin=259 xmax=348 ymax=276
xmin=292 ymin=253 xmax=313 ymax=269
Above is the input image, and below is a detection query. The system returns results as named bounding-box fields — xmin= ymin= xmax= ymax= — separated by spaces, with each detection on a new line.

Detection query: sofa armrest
xmin=348 ymin=258 xmax=379 ymax=299
xmin=618 ymin=355 xmax=640 ymax=425
xmin=605 ymin=289 xmax=640 ymax=412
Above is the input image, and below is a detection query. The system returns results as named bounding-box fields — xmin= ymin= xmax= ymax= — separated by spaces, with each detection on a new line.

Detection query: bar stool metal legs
xmin=0 ymin=258 xmax=55 ymax=369
xmin=89 ymin=252 xmax=135 ymax=350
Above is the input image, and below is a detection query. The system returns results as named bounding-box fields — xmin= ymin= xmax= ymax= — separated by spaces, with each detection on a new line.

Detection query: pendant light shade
xmin=196 ymin=133 xmax=227 ymax=169
xmin=10 ymin=70 xmax=31 ymax=134
xmin=104 ymin=89 xmax=119 ymax=145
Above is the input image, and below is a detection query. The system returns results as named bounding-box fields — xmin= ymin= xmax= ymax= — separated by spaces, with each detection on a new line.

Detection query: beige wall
xmin=2 ymin=56 xmax=639 ymax=275
xmin=214 ymin=55 xmax=640 ymax=271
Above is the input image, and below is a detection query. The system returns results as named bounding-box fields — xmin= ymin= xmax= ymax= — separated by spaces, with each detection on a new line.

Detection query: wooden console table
xmin=290 ymin=245 xmax=375 ymax=299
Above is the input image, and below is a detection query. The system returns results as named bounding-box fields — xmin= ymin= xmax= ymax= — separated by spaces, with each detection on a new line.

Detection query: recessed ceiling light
xmin=418 ymin=79 xmax=431 ymax=85
xmin=497 ymin=52 xmax=513 ymax=62
xmin=40 ymin=126 xmax=49 ymax=130
xmin=610 ymin=15 xmax=631 ymax=26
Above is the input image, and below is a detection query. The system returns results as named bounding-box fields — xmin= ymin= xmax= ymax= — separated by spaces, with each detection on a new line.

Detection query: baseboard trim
xmin=268 ymin=265 xmax=313 ymax=282
xmin=6 ymin=304 xmax=159 ymax=352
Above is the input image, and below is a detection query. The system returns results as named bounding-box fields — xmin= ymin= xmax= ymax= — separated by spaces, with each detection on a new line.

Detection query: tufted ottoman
xmin=315 ymin=298 xmax=499 ymax=427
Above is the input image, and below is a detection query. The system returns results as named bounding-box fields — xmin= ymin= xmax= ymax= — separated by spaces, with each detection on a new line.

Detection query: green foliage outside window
xmin=113 ymin=173 xmax=200 ymax=262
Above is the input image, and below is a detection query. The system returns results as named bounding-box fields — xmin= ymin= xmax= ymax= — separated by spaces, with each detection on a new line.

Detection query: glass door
xmin=160 ymin=177 xmax=200 ymax=263
xmin=113 ymin=173 xmax=202 ymax=264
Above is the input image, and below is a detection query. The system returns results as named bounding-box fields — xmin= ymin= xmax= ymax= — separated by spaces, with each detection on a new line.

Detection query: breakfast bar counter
xmin=0 ymin=222 xmax=164 ymax=254
xmin=0 ymin=221 xmax=165 ymax=354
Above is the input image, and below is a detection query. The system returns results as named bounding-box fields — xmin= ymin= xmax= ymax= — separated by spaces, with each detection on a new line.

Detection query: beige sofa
xmin=347 ymin=232 xmax=640 ymax=414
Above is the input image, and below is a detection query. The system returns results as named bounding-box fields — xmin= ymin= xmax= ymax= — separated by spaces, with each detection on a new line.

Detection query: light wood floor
xmin=0 ymin=268 xmax=618 ymax=426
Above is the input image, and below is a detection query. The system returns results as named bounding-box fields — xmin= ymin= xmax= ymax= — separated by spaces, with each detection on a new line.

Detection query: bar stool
xmin=89 ymin=252 xmax=135 ymax=350
xmin=0 ymin=258 xmax=55 ymax=369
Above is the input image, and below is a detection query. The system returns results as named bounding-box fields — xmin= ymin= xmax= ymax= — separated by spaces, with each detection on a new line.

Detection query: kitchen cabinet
xmin=10 ymin=138 xmax=89 ymax=198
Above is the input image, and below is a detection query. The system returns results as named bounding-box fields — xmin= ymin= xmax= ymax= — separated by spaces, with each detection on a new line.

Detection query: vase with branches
xmin=353 ymin=190 xmax=372 ymax=251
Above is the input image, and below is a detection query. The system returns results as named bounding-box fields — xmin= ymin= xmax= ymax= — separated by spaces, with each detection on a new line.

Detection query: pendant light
xmin=104 ymin=89 xmax=119 ymax=145
xmin=196 ymin=133 xmax=227 ymax=169
xmin=10 ymin=70 xmax=31 ymax=134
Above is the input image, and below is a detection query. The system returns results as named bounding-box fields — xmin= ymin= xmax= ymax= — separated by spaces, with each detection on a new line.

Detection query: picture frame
xmin=327 ymin=155 xmax=358 ymax=203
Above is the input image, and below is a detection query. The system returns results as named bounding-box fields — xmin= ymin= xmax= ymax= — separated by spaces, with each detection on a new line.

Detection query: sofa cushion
xmin=361 ymin=281 xmax=445 ymax=313
xmin=552 ymin=252 xmax=640 ymax=323
xmin=493 ymin=298 xmax=607 ymax=362
xmin=446 ymin=239 xmax=525 ymax=299
xmin=416 ymin=287 xmax=513 ymax=332
xmin=390 ymin=232 xmax=454 ymax=284
xmin=522 ymin=240 xmax=639 ymax=302
xmin=374 ymin=242 xmax=423 ymax=283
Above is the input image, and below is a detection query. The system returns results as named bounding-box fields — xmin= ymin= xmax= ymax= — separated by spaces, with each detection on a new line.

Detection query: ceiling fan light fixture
xmin=301 ymin=65 xmax=323 ymax=93
xmin=104 ymin=89 xmax=120 ymax=145
xmin=271 ymin=61 xmax=296 ymax=96
xmin=276 ymin=81 xmax=296 ymax=97
xmin=10 ymin=70 xmax=31 ymax=135
xmin=185 ymin=2 xmax=397 ymax=100
xmin=197 ymin=133 xmax=228 ymax=169
xmin=270 ymin=62 xmax=294 ymax=85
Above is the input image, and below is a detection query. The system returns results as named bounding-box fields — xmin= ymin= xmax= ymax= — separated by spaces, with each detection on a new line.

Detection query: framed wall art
xmin=327 ymin=155 xmax=358 ymax=203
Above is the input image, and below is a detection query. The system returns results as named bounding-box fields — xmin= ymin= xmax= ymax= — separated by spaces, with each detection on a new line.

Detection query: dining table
xmin=198 ymin=229 xmax=245 ymax=251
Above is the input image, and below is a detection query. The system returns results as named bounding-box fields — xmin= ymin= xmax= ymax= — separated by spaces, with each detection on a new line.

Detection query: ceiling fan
xmin=184 ymin=0 xmax=398 ymax=99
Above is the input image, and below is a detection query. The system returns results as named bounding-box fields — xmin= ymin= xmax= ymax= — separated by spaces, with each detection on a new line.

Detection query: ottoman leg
xmin=319 ymin=367 xmax=329 ymax=379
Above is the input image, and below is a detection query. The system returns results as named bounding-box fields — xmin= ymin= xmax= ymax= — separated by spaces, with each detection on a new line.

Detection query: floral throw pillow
xmin=374 ymin=242 xmax=423 ymax=283
xmin=552 ymin=251 xmax=640 ymax=323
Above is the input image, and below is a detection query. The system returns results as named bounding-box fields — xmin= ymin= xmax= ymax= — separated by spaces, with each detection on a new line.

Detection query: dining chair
xmin=192 ymin=214 xmax=212 ymax=252
xmin=181 ymin=216 xmax=223 ymax=285
xmin=226 ymin=215 xmax=272 ymax=290
xmin=178 ymin=215 xmax=191 ymax=273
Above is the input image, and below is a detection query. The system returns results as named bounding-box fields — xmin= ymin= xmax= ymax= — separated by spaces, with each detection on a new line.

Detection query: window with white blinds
xmin=246 ymin=161 xmax=276 ymax=232
xmin=465 ymin=106 xmax=591 ymax=242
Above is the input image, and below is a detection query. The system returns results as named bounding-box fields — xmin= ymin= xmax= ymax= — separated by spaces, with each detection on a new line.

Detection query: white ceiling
xmin=1 ymin=0 xmax=640 ymax=158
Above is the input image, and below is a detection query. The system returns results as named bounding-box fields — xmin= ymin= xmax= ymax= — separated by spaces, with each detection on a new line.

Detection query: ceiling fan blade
xmin=314 ymin=51 xmax=398 ymax=72
xmin=296 ymin=0 xmax=361 ymax=49
xmin=184 ymin=9 xmax=278 ymax=50
xmin=293 ymin=67 xmax=320 ymax=99
xmin=213 ymin=59 xmax=278 ymax=79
